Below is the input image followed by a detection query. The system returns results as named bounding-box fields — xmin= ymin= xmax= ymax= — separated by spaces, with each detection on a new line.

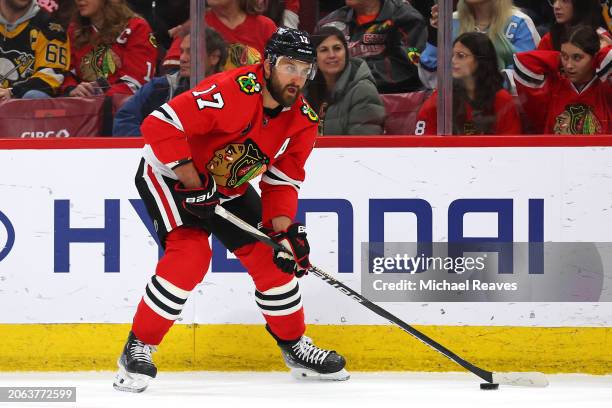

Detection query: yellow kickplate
xmin=0 ymin=324 xmax=610 ymax=373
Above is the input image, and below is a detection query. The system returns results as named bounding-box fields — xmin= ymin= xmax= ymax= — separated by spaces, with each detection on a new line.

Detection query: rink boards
xmin=0 ymin=137 xmax=611 ymax=372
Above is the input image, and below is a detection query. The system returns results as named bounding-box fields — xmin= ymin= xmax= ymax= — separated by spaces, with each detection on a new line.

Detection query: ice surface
xmin=0 ymin=371 xmax=610 ymax=408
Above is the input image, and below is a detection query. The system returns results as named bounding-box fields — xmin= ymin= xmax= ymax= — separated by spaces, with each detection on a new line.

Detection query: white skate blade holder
xmin=492 ymin=371 xmax=549 ymax=387
xmin=113 ymin=361 xmax=154 ymax=393
xmin=290 ymin=367 xmax=350 ymax=381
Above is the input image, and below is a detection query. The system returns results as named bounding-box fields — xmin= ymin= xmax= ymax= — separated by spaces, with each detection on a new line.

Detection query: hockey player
xmin=514 ymin=25 xmax=611 ymax=134
xmin=113 ymin=27 xmax=349 ymax=393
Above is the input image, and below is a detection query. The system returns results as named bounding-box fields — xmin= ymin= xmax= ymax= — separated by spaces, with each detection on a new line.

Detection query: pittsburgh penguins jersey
xmin=140 ymin=63 xmax=318 ymax=224
xmin=0 ymin=4 xmax=68 ymax=97
xmin=514 ymin=48 xmax=611 ymax=134
xmin=62 ymin=17 xmax=158 ymax=96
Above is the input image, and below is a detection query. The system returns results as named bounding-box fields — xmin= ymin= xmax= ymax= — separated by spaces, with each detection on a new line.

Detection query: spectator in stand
xmin=513 ymin=0 xmax=554 ymax=36
xmin=0 ymin=0 xmax=69 ymax=100
xmin=126 ymin=0 xmax=189 ymax=50
xmin=416 ymin=32 xmax=522 ymax=135
xmin=316 ymin=0 xmax=427 ymax=94
xmin=304 ymin=26 xmax=385 ymax=135
xmin=113 ymin=28 xmax=227 ymax=136
xmin=419 ymin=0 xmax=540 ymax=89
xmin=261 ymin=0 xmax=300 ymax=29
xmin=62 ymin=0 xmax=158 ymax=97
xmin=163 ymin=0 xmax=276 ymax=72
xmin=538 ymin=0 xmax=611 ymax=51
xmin=514 ymin=25 xmax=611 ymax=134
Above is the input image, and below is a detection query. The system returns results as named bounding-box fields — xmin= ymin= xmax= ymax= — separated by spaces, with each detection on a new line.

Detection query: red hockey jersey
xmin=415 ymin=89 xmax=522 ymax=135
xmin=140 ymin=64 xmax=318 ymax=224
xmin=62 ymin=17 xmax=158 ymax=96
xmin=162 ymin=13 xmax=276 ymax=72
xmin=513 ymin=48 xmax=612 ymax=134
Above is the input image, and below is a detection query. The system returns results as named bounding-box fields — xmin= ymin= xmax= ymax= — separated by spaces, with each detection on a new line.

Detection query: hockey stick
xmin=214 ymin=205 xmax=549 ymax=388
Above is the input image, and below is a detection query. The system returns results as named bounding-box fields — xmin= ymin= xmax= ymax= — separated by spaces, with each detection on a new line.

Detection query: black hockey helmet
xmin=265 ymin=27 xmax=316 ymax=72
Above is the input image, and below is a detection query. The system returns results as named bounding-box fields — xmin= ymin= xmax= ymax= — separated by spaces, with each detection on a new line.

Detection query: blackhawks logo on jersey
xmin=80 ymin=45 xmax=121 ymax=81
xmin=206 ymin=138 xmax=269 ymax=188
xmin=553 ymin=103 xmax=602 ymax=135
xmin=236 ymin=72 xmax=262 ymax=95
xmin=225 ymin=44 xmax=262 ymax=71
xmin=300 ymin=98 xmax=318 ymax=123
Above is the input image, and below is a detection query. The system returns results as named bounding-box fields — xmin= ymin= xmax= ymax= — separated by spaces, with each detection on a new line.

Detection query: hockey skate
xmin=113 ymin=331 xmax=158 ymax=393
xmin=269 ymin=327 xmax=350 ymax=381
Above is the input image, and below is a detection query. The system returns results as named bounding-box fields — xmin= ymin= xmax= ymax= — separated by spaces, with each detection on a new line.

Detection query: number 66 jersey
xmin=140 ymin=63 xmax=318 ymax=225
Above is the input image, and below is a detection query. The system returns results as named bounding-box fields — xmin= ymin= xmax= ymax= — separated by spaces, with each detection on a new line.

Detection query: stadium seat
xmin=0 ymin=96 xmax=106 ymax=138
xmin=380 ymin=91 xmax=431 ymax=135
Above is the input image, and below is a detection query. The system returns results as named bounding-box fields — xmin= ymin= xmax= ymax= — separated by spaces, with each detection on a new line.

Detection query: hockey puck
xmin=480 ymin=383 xmax=499 ymax=390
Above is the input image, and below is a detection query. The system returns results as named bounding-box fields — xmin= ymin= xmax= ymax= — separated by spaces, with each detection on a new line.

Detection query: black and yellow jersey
xmin=0 ymin=3 xmax=69 ymax=97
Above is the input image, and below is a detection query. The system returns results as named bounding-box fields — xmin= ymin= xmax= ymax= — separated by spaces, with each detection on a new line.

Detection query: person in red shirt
xmin=62 ymin=0 xmax=158 ymax=97
xmin=112 ymin=28 xmax=349 ymax=394
xmin=515 ymin=25 xmax=611 ymax=134
xmin=538 ymin=0 xmax=611 ymax=51
xmin=163 ymin=0 xmax=276 ymax=72
xmin=416 ymin=32 xmax=522 ymax=135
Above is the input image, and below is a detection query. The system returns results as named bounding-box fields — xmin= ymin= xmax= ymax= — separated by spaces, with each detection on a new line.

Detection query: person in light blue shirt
xmin=418 ymin=0 xmax=540 ymax=89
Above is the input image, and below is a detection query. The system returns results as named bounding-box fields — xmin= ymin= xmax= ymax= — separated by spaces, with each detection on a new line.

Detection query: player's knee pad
xmin=254 ymin=277 xmax=303 ymax=318
xmin=234 ymin=242 xmax=293 ymax=291
xmin=156 ymin=227 xmax=212 ymax=291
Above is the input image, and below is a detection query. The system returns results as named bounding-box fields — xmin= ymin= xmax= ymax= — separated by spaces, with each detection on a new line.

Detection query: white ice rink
xmin=0 ymin=371 xmax=611 ymax=408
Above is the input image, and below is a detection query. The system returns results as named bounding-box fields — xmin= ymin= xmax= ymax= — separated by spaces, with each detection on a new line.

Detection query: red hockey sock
xmin=235 ymin=242 xmax=307 ymax=341
xmin=132 ymin=298 xmax=174 ymax=345
xmin=131 ymin=227 xmax=211 ymax=345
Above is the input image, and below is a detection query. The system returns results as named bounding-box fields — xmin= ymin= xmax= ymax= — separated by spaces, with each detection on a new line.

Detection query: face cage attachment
xmin=269 ymin=54 xmax=318 ymax=81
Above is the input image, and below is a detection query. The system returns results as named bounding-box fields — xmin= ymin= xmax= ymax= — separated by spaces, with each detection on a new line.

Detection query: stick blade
xmin=492 ymin=372 xmax=549 ymax=387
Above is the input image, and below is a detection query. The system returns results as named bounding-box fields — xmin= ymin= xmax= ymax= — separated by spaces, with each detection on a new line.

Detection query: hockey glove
xmin=269 ymin=223 xmax=311 ymax=277
xmin=174 ymin=173 xmax=219 ymax=219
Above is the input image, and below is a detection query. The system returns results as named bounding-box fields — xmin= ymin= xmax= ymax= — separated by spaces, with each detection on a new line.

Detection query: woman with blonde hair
xmin=419 ymin=0 xmax=541 ymax=89
xmin=63 ymin=0 xmax=159 ymax=97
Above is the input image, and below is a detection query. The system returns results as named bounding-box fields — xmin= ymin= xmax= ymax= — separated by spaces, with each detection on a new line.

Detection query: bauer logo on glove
xmin=174 ymin=173 xmax=219 ymax=219
xmin=269 ymin=222 xmax=311 ymax=277
xmin=185 ymin=190 xmax=216 ymax=203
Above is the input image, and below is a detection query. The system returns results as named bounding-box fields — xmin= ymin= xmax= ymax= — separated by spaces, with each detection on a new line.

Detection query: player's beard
xmin=267 ymin=69 xmax=302 ymax=108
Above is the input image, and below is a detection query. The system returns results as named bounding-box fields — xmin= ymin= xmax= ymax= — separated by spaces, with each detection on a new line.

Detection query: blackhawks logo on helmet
xmin=300 ymin=98 xmax=318 ymax=123
xmin=236 ymin=72 xmax=262 ymax=95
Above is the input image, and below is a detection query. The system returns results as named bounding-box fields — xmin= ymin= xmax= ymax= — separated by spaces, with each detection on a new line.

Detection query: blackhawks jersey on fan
xmin=0 ymin=1 xmax=68 ymax=97
xmin=62 ymin=17 xmax=158 ymax=96
xmin=513 ymin=48 xmax=611 ymax=134
xmin=140 ymin=64 xmax=318 ymax=224
xmin=415 ymin=89 xmax=522 ymax=135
